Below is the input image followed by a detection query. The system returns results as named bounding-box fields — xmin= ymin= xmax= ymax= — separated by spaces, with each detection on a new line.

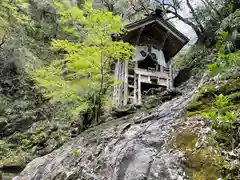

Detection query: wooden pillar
xmin=133 ymin=62 xmax=138 ymax=104
xmin=138 ymin=74 xmax=141 ymax=104
xmin=113 ymin=60 xmax=120 ymax=106
xmin=160 ymin=65 xmax=163 ymax=73
xmin=117 ymin=60 xmax=121 ymax=106
xmin=123 ymin=61 xmax=128 ymax=106
xmin=169 ymin=62 xmax=173 ymax=89
xmin=167 ymin=78 xmax=169 ymax=89
xmin=120 ymin=61 xmax=124 ymax=106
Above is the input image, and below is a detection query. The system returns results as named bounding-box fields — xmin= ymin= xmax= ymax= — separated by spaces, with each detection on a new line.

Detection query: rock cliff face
xmin=13 ymin=67 xmax=240 ymax=180
xmin=13 ymin=82 xmax=197 ymax=180
xmin=1 ymin=2 xmax=239 ymax=180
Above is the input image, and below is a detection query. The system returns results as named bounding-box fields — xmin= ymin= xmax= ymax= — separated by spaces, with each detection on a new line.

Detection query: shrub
xmin=203 ymin=94 xmax=240 ymax=150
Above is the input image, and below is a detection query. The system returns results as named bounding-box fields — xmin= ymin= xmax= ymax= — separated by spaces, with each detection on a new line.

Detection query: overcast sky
xmin=172 ymin=19 xmax=197 ymax=44
xmin=169 ymin=0 xmax=203 ymax=44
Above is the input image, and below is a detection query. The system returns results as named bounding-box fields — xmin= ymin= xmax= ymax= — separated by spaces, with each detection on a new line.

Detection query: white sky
xmin=169 ymin=0 xmax=203 ymax=44
xmin=172 ymin=19 xmax=197 ymax=44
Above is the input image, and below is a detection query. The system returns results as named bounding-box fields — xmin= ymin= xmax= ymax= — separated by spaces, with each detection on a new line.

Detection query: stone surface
xmin=0 ymin=117 xmax=7 ymax=130
xmin=13 ymin=86 xmax=197 ymax=180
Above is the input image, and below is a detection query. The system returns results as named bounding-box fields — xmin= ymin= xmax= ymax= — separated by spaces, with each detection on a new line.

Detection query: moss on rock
xmin=184 ymin=148 xmax=223 ymax=180
xmin=170 ymin=129 xmax=227 ymax=180
xmin=186 ymin=72 xmax=240 ymax=117
xmin=170 ymin=130 xmax=198 ymax=150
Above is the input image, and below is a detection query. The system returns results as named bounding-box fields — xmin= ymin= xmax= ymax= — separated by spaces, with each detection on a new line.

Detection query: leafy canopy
xmin=0 ymin=0 xmax=28 ymax=32
xmin=33 ymin=0 xmax=135 ymax=118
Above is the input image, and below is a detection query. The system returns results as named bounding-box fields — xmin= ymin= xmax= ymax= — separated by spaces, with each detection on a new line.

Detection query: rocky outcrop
xmin=13 ymin=85 xmax=197 ymax=180
xmin=0 ymin=1 xmax=82 ymax=178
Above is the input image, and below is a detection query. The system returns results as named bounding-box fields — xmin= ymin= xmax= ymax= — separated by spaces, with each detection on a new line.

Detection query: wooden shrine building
xmin=113 ymin=9 xmax=189 ymax=107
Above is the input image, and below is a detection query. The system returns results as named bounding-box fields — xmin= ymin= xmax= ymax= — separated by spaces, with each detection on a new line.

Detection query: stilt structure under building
xmin=113 ymin=9 xmax=189 ymax=107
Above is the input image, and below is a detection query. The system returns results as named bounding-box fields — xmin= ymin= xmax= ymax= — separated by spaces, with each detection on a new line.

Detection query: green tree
xmin=0 ymin=0 xmax=28 ymax=47
xmin=33 ymin=0 xmax=134 ymax=124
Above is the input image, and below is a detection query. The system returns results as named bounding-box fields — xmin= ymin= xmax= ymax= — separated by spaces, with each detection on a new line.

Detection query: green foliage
xmin=207 ymin=62 xmax=222 ymax=75
xmin=203 ymin=94 xmax=239 ymax=150
xmin=208 ymin=32 xmax=240 ymax=75
xmin=0 ymin=0 xmax=28 ymax=24
xmin=32 ymin=1 xmax=135 ymax=122
xmin=215 ymin=94 xmax=231 ymax=109
xmin=216 ymin=32 xmax=229 ymax=54
xmin=72 ymin=149 xmax=80 ymax=157
xmin=0 ymin=0 xmax=28 ymax=41
xmin=186 ymin=75 xmax=240 ymax=118
xmin=173 ymin=45 xmax=212 ymax=74
xmin=0 ymin=0 xmax=52 ymax=72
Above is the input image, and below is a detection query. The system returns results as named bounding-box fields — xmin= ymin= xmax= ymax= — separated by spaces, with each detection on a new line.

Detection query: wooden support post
xmin=160 ymin=65 xmax=163 ymax=73
xmin=120 ymin=61 xmax=124 ymax=106
xmin=133 ymin=26 xmax=144 ymax=105
xmin=113 ymin=71 xmax=116 ymax=106
xmin=169 ymin=62 xmax=173 ymax=89
xmin=117 ymin=60 xmax=121 ymax=106
xmin=133 ymin=62 xmax=138 ymax=104
xmin=138 ymin=74 xmax=141 ymax=104
xmin=167 ymin=78 xmax=169 ymax=89
xmin=123 ymin=61 xmax=128 ymax=106
xmin=113 ymin=60 xmax=120 ymax=106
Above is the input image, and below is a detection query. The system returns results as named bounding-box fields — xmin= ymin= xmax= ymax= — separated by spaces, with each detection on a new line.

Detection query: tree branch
xmin=129 ymin=0 xmax=150 ymax=16
xmin=154 ymin=0 xmax=204 ymax=40
xmin=139 ymin=0 xmax=151 ymax=15
xmin=102 ymin=0 xmax=114 ymax=12
xmin=185 ymin=0 xmax=204 ymax=33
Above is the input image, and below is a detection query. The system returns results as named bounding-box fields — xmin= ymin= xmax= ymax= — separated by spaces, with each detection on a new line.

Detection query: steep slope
xmin=1 ymin=2 xmax=240 ymax=180
xmin=13 ymin=82 xmax=197 ymax=180
xmin=13 ymin=65 xmax=240 ymax=180
xmin=0 ymin=1 xmax=82 ymax=179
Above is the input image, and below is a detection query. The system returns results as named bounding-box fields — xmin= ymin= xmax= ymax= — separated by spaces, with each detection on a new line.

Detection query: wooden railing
xmin=134 ymin=68 xmax=170 ymax=79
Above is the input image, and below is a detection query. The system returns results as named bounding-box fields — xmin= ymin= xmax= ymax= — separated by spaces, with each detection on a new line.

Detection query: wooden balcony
xmin=134 ymin=68 xmax=170 ymax=80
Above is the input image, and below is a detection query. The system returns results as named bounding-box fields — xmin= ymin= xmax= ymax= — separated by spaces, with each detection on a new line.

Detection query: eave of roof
xmin=125 ymin=15 xmax=189 ymax=44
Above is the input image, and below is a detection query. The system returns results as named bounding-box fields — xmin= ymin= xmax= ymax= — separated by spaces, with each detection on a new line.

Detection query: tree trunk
xmin=186 ymin=0 xmax=205 ymax=33
xmin=95 ymin=45 xmax=104 ymax=123
xmin=166 ymin=10 xmax=205 ymax=43
xmin=96 ymin=78 xmax=103 ymax=123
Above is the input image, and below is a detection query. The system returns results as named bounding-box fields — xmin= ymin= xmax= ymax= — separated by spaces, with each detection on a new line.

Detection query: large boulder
xmin=13 ymin=87 xmax=197 ymax=180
